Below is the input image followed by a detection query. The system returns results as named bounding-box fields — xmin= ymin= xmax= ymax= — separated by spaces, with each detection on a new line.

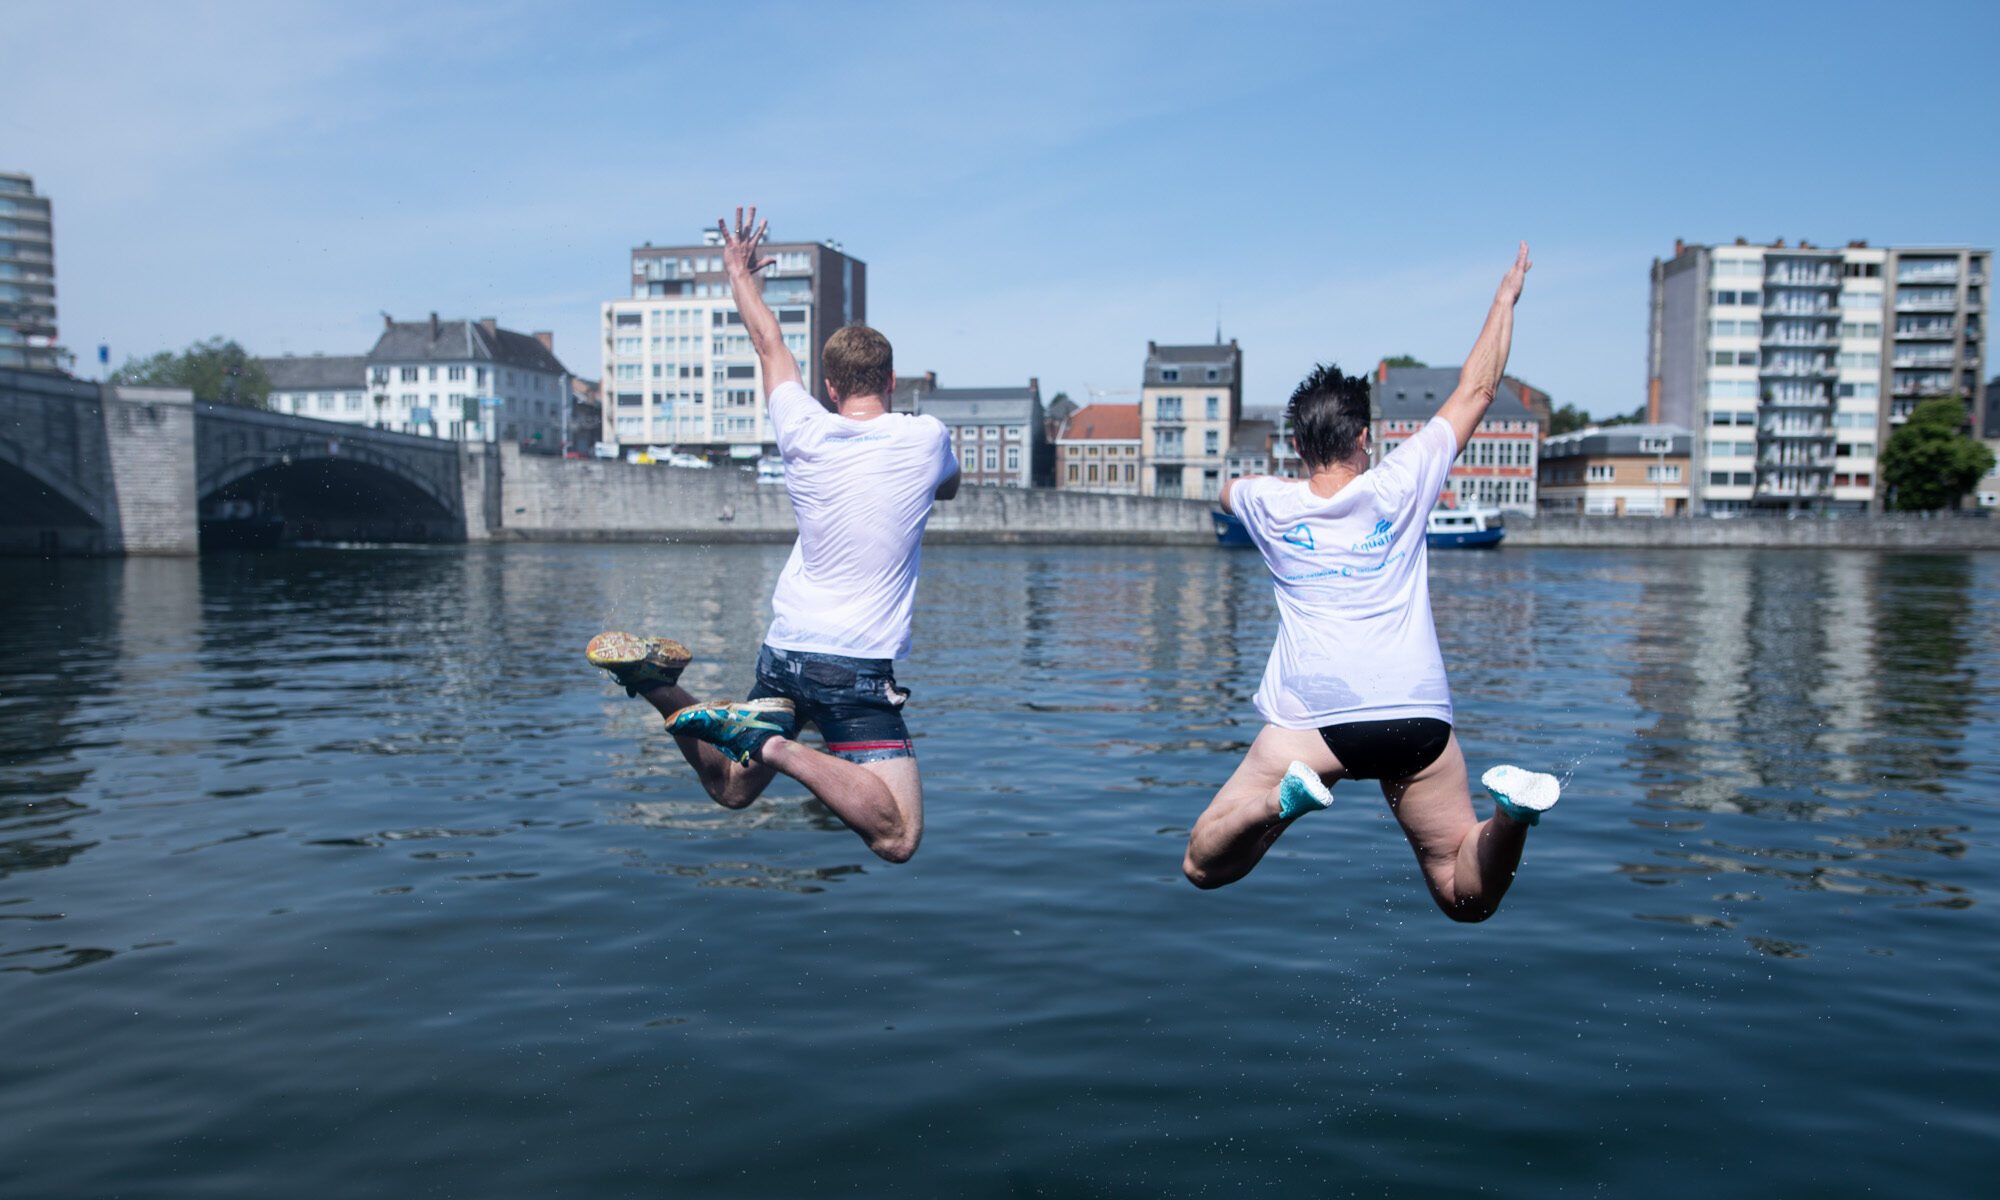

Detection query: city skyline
xmin=6 ymin=0 xmax=1998 ymax=417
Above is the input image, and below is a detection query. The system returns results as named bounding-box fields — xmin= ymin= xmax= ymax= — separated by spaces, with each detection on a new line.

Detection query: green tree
xmin=1598 ymin=403 xmax=1647 ymax=428
xmin=114 ymin=337 xmax=270 ymax=408
xmin=1881 ymin=396 xmax=1995 ymax=511
xmin=1549 ymin=402 xmax=1590 ymax=435
xmin=1381 ymin=354 xmax=1427 ymax=368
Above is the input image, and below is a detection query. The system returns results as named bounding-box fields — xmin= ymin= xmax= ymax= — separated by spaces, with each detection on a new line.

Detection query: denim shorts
xmin=747 ymin=644 xmax=914 ymax=764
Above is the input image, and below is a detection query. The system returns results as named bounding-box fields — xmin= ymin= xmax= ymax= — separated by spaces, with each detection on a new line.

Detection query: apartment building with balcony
xmin=1373 ymin=365 xmax=1540 ymax=511
xmin=1055 ymin=403 xmax=1141 ymax=493
xmin=601 ymin=231 xmax=863 ymax=460
xmin=1538 ymin=424 xmax=1692 ymax=516
xmin=1140 ymin=339 xmax=1242 ymax=499
xmin=1647 ymin=239 xmax=1988 ymax=513
xmin=0 ymin=171 xmax=59 ymax=373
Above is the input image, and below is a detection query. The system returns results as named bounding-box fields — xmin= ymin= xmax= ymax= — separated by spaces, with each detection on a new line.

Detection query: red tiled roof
xmin=1059 ymin=403 xmax=1141 ymax=441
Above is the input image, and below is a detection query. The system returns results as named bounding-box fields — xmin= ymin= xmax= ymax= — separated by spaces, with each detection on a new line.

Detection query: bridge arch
xmin=194 ymin=407 xmax=467 ymax=546
xmin=0 ymin=455 xmax=112 ymax=555
xmin=0 ymin=370 xmax=118 ymax=555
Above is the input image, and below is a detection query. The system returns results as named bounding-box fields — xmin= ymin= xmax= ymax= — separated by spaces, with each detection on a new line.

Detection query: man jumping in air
xmin=586 ymin=207 xmax=960 ymax=864
xmin=1182 ymin=243 xmax=1558 ymax=921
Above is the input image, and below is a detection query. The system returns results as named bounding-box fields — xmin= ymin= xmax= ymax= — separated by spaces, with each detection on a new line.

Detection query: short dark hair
xmin=823 ymin=324 xmax=893 ymax=401
xmin=1287 ymin=363 xmax=1372 ymax=469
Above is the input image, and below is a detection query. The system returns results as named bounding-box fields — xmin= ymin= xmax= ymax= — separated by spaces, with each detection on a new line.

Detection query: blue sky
xmin=8 ymin=0 xmax=1997 ymax=416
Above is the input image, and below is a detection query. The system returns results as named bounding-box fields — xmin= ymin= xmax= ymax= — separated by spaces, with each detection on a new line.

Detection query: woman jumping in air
xmin=1182 ymin=243 xmax=1558 ymax=921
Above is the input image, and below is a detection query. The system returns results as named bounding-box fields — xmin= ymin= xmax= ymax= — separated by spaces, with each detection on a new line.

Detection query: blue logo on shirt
xmin=1352 ymin=518 xmax=1394 ymax=552
xmin=1281 ymin=523 xmax=1314 ymax=550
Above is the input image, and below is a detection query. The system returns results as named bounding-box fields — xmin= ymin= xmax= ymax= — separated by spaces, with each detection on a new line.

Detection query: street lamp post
xmin=1640 ymin=434 xmax=1672 ymax=518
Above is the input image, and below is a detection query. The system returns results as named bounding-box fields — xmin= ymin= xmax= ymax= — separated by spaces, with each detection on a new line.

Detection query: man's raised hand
xmin=1497 ymin=241 xmax=1532 ymax=307
xmin=719 ymin=205 xmax=776 ymax=277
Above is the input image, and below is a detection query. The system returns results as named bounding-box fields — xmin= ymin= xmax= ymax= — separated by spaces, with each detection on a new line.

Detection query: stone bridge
xmin=1 ymin=367 xmax=491 ymax=554
xmin=195 ymin=402 xmax=472 ymax=544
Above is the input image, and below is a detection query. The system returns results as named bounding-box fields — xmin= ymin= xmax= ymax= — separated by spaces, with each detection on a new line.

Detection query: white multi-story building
xmin=600 ymin=231 xmax=864 ymax=459
xmin=366 ymin=314 xmax=570 ymax=445
xmin=1648 ymin=239 xmax=1988 ymax=513
xmin=264 ymin=355 xmax=368 ymax=420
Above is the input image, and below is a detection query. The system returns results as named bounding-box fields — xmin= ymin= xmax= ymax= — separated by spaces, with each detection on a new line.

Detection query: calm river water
xmin=1 ymin=544 xmax=1995 ymax=1197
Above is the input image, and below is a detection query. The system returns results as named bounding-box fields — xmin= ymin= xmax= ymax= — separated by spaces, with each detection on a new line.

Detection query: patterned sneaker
xmin=1482 ymin=765 xmax=1560 ymax=826
xmin=667 ymin=699 xmax=798 ymax=765
xmin=585 ymin=632 xmax=692 ymax=697
xmin=1276 ymin=760 xmax=1334 ymax=820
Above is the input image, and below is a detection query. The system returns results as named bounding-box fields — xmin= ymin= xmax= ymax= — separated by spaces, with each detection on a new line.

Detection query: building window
xmin=983 ymin=448 xmax=998 ymax=471
xmin=1645 ymin=464 xmax=1682 ymax=483
xmin=1067 ymin=464 xmax=1079 ymax=483
xmin=1086 ymin=463 xmax=1098 ymax=483
xmin=1006 ymin=446 xmax=1021 ymax=471
xmin=1206 ymin=396 xmax=1220 ymax=420
xmin=1155 ymin=429 xmax=1184 ymax=456
xmin=1586 ymin=464 xmax=1615 ymax=483
xmin=1204 ymin=429 xmax=1219 ymax=455
xmin=1156 ymin=396 xmax=1182 ymax=421
xmin=400 ymin=367 xmax=419 ymax=382
xmin=1161 ymin=367 xmax=1179 ymax=382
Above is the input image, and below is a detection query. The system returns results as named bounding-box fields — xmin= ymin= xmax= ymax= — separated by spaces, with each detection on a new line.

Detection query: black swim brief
xmin=747 ymin=644 xmax=914 ymax=764
xmin=1318 ymin=717 xmax=1453 ymax=781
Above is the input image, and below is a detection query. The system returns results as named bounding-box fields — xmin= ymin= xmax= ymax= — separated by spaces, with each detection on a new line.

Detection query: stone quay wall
xmin=491 ymin=445 xmax=1216 ymax=545
xmin=1505 ymin=514 xmax=2000 ymax=549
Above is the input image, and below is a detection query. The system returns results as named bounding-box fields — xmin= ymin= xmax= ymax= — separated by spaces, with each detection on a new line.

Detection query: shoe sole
xmin=666 ymin=698 xmax=796 ymax=725
xmin=586 ymin=632 xmax=691 ymax=671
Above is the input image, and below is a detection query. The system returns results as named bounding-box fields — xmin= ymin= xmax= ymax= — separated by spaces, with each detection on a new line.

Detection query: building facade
xmin=1647 ymin=239 xmax=1989 ymax=513
xmin=908 ymin=378 xmax=1048 ymax=488
xmin=1373 ymin=365 xmax=1539 ymax=511
xmin=366 ymin=315 xmax=570 ymax=444
xmin=1226 ymin=418 xmax=1274 ymax=481
xmin=1055 ymin=403 xmax=1141 ymax=493
xmin=601 ymin=231 xmax=864 ymax=459
xmin=1538 ymin=423 xmax=1693 ymax=515
xmin=263 ymin=355 xmax=368 ymax=420
xmin=0 ymin=171 xmax=58 ymax=373
xmin=1140 ymin=340 xmax=1242 ymax=499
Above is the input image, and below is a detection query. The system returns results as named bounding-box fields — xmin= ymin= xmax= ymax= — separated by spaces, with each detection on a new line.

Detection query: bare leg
xmin=1381 ymin=734 xmax=1530 ymax=923
xmin=638 ymin=684 xmax=778 ymax=809
xmin=1184 ymin=725 xmax=1344 ymax=889
xmin=758 ymin=742 xmax=923 ymax=864
xmin=639 ymin=685 xmax=921 ymax=863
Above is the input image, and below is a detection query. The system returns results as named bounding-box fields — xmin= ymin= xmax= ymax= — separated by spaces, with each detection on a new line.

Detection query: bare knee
xmin=1182 ymin=853 xmax=1231 ymax=890
xmin=870 ymin=830 xmax=920 ymax=864
xmin=699 ymin=772 xmax=761 ymax=809
xmin=1434 ymin=893 xmax=1498 ymax=923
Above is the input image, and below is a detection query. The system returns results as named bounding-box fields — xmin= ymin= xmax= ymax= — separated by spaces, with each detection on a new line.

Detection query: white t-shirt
xmin=763 ymin=380 xmax=959 ymax=660
xmin=1231 ymin=416 xmax=1459 ymax=729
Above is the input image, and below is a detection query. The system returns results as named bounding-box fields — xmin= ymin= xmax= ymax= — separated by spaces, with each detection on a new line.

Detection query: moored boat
xmin=1212 ymin=510 xmax=1253 ymax=546
xmin=1426 ymin=506 xmax=1505 ymax=549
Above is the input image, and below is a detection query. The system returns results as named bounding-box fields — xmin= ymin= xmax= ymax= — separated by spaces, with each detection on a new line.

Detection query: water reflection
xmin=1610 ymin=549 xmax=1982 ymax=934
xmin=0 ymin=544 xmax=1990 ymax=973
